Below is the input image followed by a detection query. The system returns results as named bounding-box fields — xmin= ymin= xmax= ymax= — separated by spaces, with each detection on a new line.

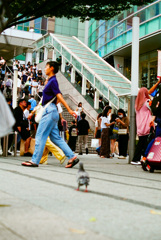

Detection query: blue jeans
xmin=32 ymin=103 xmax=74 ymax=165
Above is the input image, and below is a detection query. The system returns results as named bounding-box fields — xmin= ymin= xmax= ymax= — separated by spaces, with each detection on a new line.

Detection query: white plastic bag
xmin=0 ymin=92 xmax=15 ymax=137
xmin=91 ymin=139 xmax=99 ymax=148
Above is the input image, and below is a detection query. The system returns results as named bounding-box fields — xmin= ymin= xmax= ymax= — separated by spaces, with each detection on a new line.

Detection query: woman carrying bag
xmin=100 ymin=106 xmax=115 ymax=158
xmin=116 ymin=109 xmax=129 ymax=159
xmin=22 ymin=61 xmax=79 ymax=168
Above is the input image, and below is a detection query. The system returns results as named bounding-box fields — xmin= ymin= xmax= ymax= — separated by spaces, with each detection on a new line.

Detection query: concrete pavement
xmin=0 ymin=154 xmax=161 ymax=240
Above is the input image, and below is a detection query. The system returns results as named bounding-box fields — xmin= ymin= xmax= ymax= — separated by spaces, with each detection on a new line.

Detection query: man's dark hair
xmin=81 ymin=112 xmax=86 ymax=119
xmin=102 ymin=106 xmax=112 ymax=117
xmin=27 ymin=101 xmax=31 ymax=107
xmin=46 ymin=61 xmax=59 ymax=74
xmin=8 ymin=75 xmax=12 ymax=79
xmin=18 ymin=98 xmax=26 ymax=105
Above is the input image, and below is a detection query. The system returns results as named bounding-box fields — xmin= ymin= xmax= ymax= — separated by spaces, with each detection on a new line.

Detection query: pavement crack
xmin=0 ymin=221 xmax=27 ymax=240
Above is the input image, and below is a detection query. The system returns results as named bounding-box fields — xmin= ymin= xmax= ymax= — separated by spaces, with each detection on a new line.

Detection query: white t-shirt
xmin=24 ymin=109 xmax=29 ymax=119
xmin=17 ymin=78 xmax=21 ymax=88
xmin=101 ymin=116 xmax=110 ymax=129
xmin=31 ymin=81 xmax=38 ymax=88
xmin=38 ymin=85 xmax=44 ymax=92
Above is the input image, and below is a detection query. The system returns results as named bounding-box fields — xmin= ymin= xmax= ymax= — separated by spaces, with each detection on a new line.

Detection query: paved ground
xmin=0 ymin=154 xmax=161 ymax=240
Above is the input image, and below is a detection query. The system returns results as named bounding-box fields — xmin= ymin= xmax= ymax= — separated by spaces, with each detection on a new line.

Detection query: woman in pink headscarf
xmin=131 ymin=79 xmax=161 ymax=165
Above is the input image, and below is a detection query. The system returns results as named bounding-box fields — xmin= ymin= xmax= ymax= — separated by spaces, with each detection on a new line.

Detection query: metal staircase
xmin=32 ymin=33 xmax=131 ymax=110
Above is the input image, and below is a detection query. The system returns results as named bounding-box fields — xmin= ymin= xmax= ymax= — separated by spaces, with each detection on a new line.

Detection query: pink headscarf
xmin=135 ymin=87 xmax=150 ymax=111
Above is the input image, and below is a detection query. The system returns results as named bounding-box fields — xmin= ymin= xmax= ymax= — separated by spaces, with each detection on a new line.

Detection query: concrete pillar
xmin=12 ymin=69 xmax=18 ymax=109
xmin=71 ymin=68 xmax=75 ymax=83
xmin=52 ymin=49 xmax=56 ymax=61
xmin=94 ymin=90 xmax=99 ymax=109
xmin=36 ymin=51 xmax=39 ymax=64
xmin=129 ymin=17 xmax=140 ymax=163
xmin=61 ymin=56 xmax=65 ymax=73
xmin=44 ymin=47 xmax=48 ymax=61
xmin=25 ymin=49 xmax=32 ymax=65
xmin=82 ymin=76 xmax=86 ymax=95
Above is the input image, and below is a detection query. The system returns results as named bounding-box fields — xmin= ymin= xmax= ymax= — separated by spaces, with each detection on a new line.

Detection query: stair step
xmin=62 ymin=106 xmax=96 ymax=154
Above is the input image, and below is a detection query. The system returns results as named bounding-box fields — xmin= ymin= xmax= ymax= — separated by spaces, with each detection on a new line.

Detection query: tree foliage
xmin=0 ymin=0 xmax=154 ymax=32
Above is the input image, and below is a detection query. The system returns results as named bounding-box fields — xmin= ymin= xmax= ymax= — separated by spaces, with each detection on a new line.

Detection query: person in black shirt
xmin=77 ymin=112 xmax=90 ymax=155
xmin=68 ymin=120 xmax=77 ymax=152
xmin=13 ymin=99 xmax=31 ymax=155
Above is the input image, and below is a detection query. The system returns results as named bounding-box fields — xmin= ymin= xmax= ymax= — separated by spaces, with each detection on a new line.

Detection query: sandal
xmin=21 ymin=161 xmax=38 ymax=167
xmin=65 ymin=157 xmax=79 ymax=168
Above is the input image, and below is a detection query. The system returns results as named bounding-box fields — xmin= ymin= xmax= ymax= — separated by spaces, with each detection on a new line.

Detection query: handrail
xmin=63 ymin=93 xmax=96 ymax=123
xmin=6 ymin=65 xmax=14 ymax=75
xmin=88 ymin=0 xmax=161 ymax=39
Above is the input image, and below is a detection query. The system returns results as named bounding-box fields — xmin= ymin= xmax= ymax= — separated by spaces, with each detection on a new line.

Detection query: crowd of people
xmin=0 ymin=59 xmax=44 ymax=101
xmin=1 ymin=55 xmax=161 ymax=170
xmin=94 ymin=77 xmax=161 ymax=166
xmin=94 ymin=106 xmax=129 ymax=160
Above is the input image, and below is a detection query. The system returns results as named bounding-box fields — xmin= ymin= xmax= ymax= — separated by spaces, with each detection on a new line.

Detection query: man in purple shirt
xmin=22 ymin=61 xmax=79 ymax=168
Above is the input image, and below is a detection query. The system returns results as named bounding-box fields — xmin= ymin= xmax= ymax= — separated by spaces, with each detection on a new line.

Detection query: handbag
xmin=118 ymin=129 xmax=128 ymax=135
xmin=91 ymin=139 xmax=99 ymax=148
xmin=113 ymin=125 xmax=119 ymax=134
xmin=35 ymin=96 xmax=56 ymax=123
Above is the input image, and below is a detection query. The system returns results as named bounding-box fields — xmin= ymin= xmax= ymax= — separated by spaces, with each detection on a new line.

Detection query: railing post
xmin=44 ymin=47 xmax=48 ymax=61
xmin=82 ymin=76 xmax=86 ymax=95
xmin=3 ymin=135 xmax=8 ymax=157
xmin=61 ymin=56 xmax=65 ymax=73
xmin=14 ymin=132 xmax=17 ymax=157
xmin=36 ymin=51 xmax=39 ymax=64
xmin=71 ymin=68 xmax=75 ymax=83
xmin=94 ymin=90 xmax=99 ymax=109
xmin=52 ymin=49 xmax=56 ymax=61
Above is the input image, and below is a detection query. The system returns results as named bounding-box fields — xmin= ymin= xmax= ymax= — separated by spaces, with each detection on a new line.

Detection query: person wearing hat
xmin=13 ymin=98 xmax=31 ymax=155
xmin=68 ymin=120 xmax=78 ymax=152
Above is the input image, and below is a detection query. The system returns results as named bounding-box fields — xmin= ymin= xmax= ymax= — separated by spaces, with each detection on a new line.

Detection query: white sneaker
xmin=118 ymin=156 xmax=126 ymax=159
xmin=131 ymin=161 xmax=141 ymax=165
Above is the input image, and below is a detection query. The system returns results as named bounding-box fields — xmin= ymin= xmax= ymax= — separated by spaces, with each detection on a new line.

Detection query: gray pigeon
xmin=76 ymin=162 xmax=90 ymax=192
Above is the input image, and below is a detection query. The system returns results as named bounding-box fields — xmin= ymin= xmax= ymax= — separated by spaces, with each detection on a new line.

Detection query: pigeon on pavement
xmin=76 ymin=162 xmax=90 ymax=192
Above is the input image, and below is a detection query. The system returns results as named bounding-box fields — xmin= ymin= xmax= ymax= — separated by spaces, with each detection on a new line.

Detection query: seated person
xmin=13 ymin=99 xmax=31 ymax=156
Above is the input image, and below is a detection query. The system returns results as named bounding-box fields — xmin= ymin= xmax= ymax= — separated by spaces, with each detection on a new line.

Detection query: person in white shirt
xmin=100 ymin=106 xmax=115 ymax=158
xmin=24 ymin=102 xmax=31 ymax=130
xmin=38 ymin=80 xmax=44 ymax=97
xmin=31 ymin=78 xmax=38 ymax=96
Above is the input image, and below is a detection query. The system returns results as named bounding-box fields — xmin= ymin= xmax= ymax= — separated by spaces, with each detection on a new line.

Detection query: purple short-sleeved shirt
xmin=42 ymin=75 xmax=61 ymax=106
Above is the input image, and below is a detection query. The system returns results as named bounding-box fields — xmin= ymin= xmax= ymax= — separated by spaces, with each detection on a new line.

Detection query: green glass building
xmin=88 ymin=0 xmax=161 ymax=88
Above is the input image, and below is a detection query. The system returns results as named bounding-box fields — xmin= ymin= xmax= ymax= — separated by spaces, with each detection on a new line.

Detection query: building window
xmin=149 ymin=3 xmax=159 ymax=18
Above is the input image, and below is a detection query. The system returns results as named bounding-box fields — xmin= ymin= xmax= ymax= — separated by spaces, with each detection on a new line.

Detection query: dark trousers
xmin=132 ymin=135 xmax=149 ymax=162
xmin=68 ymin=136 xmax=77 ymax=151
xmin=118 ymin=134 xmax=129 ymax=157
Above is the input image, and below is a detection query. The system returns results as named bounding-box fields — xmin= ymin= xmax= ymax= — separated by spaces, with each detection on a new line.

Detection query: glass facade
xmin=17 ymin=17 xmax=48 ymax=34
xmin=54 ymin=17 xmax=79 ymax=37
xmin=88 ymin=1 xmax=161 ymax=56
xmin=88 ymin=0 xmax=161 ymax=88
